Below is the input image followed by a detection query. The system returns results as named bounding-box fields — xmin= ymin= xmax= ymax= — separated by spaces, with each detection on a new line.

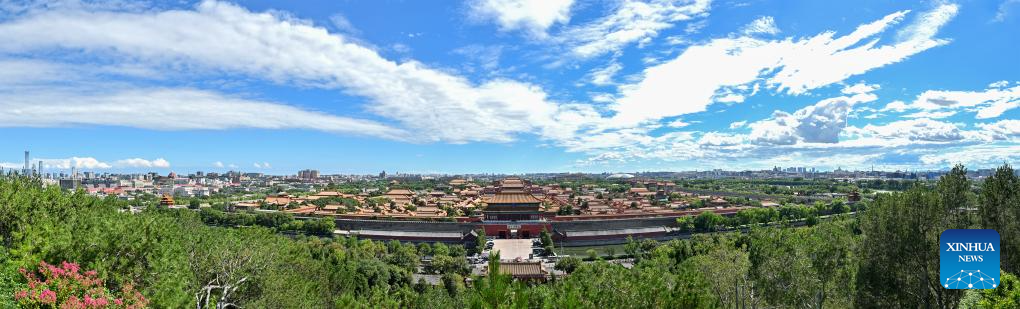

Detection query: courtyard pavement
xmin=490 ymin=239 xmax=534 ymax=261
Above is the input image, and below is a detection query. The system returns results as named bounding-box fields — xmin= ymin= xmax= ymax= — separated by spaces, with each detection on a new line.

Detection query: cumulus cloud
xmin=39 ymin=157 xmax=113 ymax=169
xmin=114 ymin=158 xmax=170 ymax=168
xmin=2 ymin=156 xmax=177 ymax=170
xmin=213 ymin=161 xmax=225 ymax=168
xmin=609 ymin=3 xmax=957 ymax=128
xmin=468 ymin=0 xmax=574 ymax=37
xmin=977 ymin=119 xmax=1020 ymax=140
xmin=746 ymin=92 xmax=878 ymax=145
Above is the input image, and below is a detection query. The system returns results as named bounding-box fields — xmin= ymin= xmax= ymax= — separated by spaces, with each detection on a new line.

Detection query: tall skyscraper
xmin=23 ymin=151 xmax=29 ymax=175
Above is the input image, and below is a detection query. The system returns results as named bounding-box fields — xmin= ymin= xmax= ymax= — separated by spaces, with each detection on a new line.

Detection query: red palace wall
xmin=481 ymin=223 xmax=552 ymax=239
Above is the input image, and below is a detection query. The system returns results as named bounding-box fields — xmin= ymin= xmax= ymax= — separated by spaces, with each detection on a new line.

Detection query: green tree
xmin=441 ymin=273 xmax=464 ymax=296
xmin=676 ymin=216 xmax=695 ymax=232
xmin=416 ymin=243 xmax=432 ymax=256
xmin=428 ymin=255 xmax=468 ymax=275
xmin=694 ymin=211 xmax=724 ymax=232
xmin=750 ymin=220 xmax=858 ymax=308
xmin=856 ymin=185 xmax=963 ymax=308
xmin=685 ymin=243 xmax=762 ymax=308
xmin=540 ymin=229 xmax=554 ymax=254
xmin=554 ymin=256 xmax=582 ymax=274
xmin=979 ymin=164 xmax=1020 ymax=274
xmin=432 ymin=242 xmax=450 ymax=257
xmin=473 ymin=229 xmax=486 ymax=255
xmin=940 ymin=164 xmax=974 ymax=228
xmin=976 ymin=271 xmax=1020 ymax=308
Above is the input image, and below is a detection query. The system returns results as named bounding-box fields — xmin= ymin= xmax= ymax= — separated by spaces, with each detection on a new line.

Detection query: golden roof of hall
xmin=485 ymin=192 xmax=542 ymax=204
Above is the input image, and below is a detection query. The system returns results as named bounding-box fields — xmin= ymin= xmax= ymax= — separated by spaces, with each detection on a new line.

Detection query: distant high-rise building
xmin=23 ymin=151 xmax=30 ymax=175
xmin=298 ymin=169 xmax=319 ymax=180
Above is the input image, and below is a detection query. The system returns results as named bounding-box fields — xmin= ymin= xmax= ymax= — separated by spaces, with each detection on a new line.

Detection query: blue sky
xmin=0 ymin=0 xmax=1018 ymax=174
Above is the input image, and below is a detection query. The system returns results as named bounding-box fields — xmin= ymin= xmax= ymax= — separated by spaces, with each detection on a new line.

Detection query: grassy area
xmin=554 ymin=244 xmax=629 ymax=258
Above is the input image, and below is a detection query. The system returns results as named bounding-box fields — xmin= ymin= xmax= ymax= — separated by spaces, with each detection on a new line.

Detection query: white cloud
xmin=0 ymin=87 xmax=407 ymax=139
xmin=698 ymin=131 xmax=745 ymax=146
xmin=559 ymin=0 xmax=712 ymax=59
xmin=857 ymin=118 xmax=966 ymax=142
xmin=39 ymin=157 xmax=113 ymax=169
xmin=468 ymin=0 xmax=574 ymax=37
xmin=995 ymin=0 xmax=1020 ymax=22
xmin=729 ymin=120 xmax=747 ymax=129
xmin=0 ymin=1 xmax=578 ymax=144
xmin=920 ymin=144 xmax=1020 ymax=166
xmin=4 ymin=156 xmax=175 ymax=170
xmin=977 ymin=119 xmax=1020 ymax=140
xmin=666 ymin=119 xmax=690 ymax=128
xmin=253 ymin=162 xmax=271 ymax=169
xmin=989 ymin=80 xmax=1010 ymax=88
xmin=589 ymin=61 xmax=623 ymax=85
xmin=741 ymin=16 xmax=779 ymax=35
xmin=748 ymin=91 xmax=879 ymax=145
xmin=608 ymin=4 xmax=957 ymax=128
xmin=452 ymin=44 xmax=503 ymax=71
xmin=842 ymin=82 xmax=879 ymax=95
xmin=114 ymin=158 xmax=170 ymax=168
xmin=880 ymin=100 xmax=910 ymax=112
xmin=903 ymin=110 xmax=956 ymax=119
xmin=213 ymin=161 xmax=225 ymax=168
xmin=329 ymin=13 xmax=359 ymax=34
xmin=888 ymin=83 xmax=1020 ymax=119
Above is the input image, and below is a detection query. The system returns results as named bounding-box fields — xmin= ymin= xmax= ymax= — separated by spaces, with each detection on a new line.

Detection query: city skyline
xmin=1 ymin=150 xmax=998 ymax=177
xmin=1 ymin=0 xmax=1019 ymax=173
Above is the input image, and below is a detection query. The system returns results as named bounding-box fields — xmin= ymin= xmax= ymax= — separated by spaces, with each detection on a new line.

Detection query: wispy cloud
xmin=0 ymin=1 xmax=575 ymax=143
xmin=559 ymin=0 xmax=712 ymax=59
xmin=882 ymin=82 xmax=1020 ymax=119
xmin=607 ymin=3 xmax=957 ymax=128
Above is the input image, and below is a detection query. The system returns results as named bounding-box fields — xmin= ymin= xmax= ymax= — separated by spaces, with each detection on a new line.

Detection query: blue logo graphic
xmin=940 ymin=229 xmax=1000 ymax=289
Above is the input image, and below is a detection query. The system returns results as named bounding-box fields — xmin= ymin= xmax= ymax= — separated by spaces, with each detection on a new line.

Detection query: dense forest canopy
xmin=1 ymin=164 xmax=1019 ymax=308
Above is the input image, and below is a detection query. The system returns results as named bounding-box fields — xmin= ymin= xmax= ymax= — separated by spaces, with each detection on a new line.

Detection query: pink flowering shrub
xmin=13 ymin=261 xmax=147 ymax=308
